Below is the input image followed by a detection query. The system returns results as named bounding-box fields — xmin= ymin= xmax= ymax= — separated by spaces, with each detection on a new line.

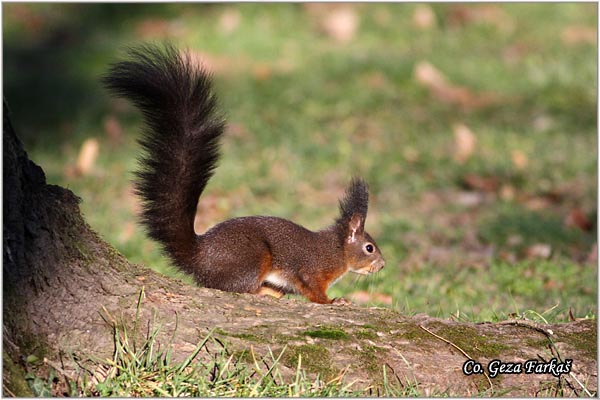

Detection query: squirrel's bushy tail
xmin=102 ymin=44 xmax=224 ymax=269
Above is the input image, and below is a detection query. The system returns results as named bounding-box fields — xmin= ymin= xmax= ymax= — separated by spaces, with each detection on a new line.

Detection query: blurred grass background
xmin=4 ymin=3 xmax=597 ymax=322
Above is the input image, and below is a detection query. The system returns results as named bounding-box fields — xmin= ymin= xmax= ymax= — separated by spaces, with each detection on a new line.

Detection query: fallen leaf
xmin=446 ymin=4 xmax=514 ymax=32
xmin=499 ymin=184 xmax=516 ymax=201
xmin=414 ymin=61 xmax=447 ymax=89
xmin=75 ymin=138 xmax=99 ymax=176
xmin=187 ymin=51 xmax=293 ymax=79
xmin=219 ymin=8 xmax=241 ymax=34
xmin=136 ymin=18 xmax=169 ymax=37
xmin=511 ymin=150 xmax=528 ymax=170
xmin=562 ymin=26 xmax=597 ymax=46
xmin=456 ymin=191 xmax=485 ymax=207
xmin=461 ymin=174 xmax=498 ymax=193
xmin=453 ymin=123 xmax=477 ymax=164
xmin=526 ymin=243 xmax=552 ymax=259
xmin=412 ymin=5 xmax=436 ymax=30
xmin=135 ymin=18 xmax=185 ymax=39
xmin=565 ymin=207 xmax=593 ymax=231
xmin=320 ymin=6 xmax=359 ymax=43
xmin=543 ymin=279 xmax=561 ymax=290
xmin=188 ymin=51 xmax=232 ymax=75
xmin=524 ymin=196 xmax=553 ymax=211
xmin=532 ymin=114 xmax=554 ymax=132
xmin=252 ymin=63 xmax=273 ymax=81
xmin=507 ymin=234 xmax=523 ymax=247
xmin=414 ymin=61 xmax=498 ymax=111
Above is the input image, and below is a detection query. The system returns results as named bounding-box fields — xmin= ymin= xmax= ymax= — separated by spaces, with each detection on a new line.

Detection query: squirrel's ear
xmin=347 ymin=213 xmax=364 ymax=243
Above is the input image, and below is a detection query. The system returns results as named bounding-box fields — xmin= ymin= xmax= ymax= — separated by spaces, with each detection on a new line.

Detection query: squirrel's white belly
xmin=263 ymin=272 xmax=292 ymax=291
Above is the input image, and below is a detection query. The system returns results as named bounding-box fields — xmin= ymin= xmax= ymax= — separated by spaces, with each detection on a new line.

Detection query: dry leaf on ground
xmin=562 ymin=26 xmax=597 ymax=45
xmin=319 ymin=6 xmax=359 ymax=43
xmin=252 ymin=63 xmax=275 ymax=81
xmin=453 ymin=123 xmax=477 ymax=164
xmin=461 ymin=174 xmax=499 ymax=193
xmin=524 ymin=196 xmax=554 ymax=211
xmin=446 ymin=4 xmax=514 ymax=32
xmin=414 ymin=61 xmax=447 ymax=88
xmin=135 ymin=18 xmax=185 ymax=39
xmin=219 ymin=8 xmax=241 ymax=34
xmin=74 ymin=138 xmax=99 ymax=176
xmin=412 ymin=5 xmax=436 ymax=30
xmin=414 ymin=61 xmax=498 ymax=111
xmin=499 ymin=184 xmax=516 ymax=201
xmin=511 ymin=149 xmax=528 ymax=170
xmin=565 ymin=207 xmax=594 ymax=231
xmin=188 ymin=51 xmax=294 ymax=79
xmin=188 ymin=51 xmax=236 ymax=75
xmin=526 ymin=243 xmax=552 ymax=259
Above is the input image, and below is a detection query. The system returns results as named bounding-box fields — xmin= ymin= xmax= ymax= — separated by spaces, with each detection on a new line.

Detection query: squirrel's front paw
xmin=332 ymin=297 xmax=352 ymax=305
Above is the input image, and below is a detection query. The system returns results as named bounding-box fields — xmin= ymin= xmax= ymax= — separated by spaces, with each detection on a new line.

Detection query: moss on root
xmin=351 ymin=344 xmax=387 ymax=388
xmin=283 ymin=344 xmax=338 ymax=381
xmin=302 ymin=326 xmax=350 ymax=340
xmin=3 ymin=352 xmax=34 ymax=397
xmin=559 ymin=328 xmax=597 ymax=360
xmin=426 ymin=323 xmax=512 ymax=358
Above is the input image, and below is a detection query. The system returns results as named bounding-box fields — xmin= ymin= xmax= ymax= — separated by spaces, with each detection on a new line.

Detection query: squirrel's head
xmin=343 ymin=214 xmax=385 ymax=274
xmin=337 ymin=178 xmax=385 ymax=274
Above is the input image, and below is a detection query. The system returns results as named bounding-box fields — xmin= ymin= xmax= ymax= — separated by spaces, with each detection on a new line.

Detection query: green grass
xmin=4 ymin=3 xmax=596 ymax=326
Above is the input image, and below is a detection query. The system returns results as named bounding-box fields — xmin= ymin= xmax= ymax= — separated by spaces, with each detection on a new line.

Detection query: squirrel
xmin=102 ymin=44 xmax=385 ymax=304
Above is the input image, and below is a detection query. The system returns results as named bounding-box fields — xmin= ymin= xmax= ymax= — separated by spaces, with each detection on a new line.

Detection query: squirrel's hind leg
xmin=195 ymin=242 xmax=273 ymax=294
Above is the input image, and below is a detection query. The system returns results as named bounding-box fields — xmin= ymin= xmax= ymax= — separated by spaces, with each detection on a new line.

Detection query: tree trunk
xmin=3 ymin=105 xmax=597 ymax=397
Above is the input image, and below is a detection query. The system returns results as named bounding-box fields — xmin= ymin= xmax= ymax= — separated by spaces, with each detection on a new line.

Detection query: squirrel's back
xmin=102 ymin=44 xmax=224 ymax=270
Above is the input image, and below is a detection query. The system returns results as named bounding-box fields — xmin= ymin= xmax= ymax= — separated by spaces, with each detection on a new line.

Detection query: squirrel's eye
xmin=365 ymin=243 xmax=374 ymax=253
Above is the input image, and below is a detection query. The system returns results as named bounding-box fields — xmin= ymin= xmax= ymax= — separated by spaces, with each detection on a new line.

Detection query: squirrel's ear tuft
xmin=337 ymin=177 xmax=369 ymax=227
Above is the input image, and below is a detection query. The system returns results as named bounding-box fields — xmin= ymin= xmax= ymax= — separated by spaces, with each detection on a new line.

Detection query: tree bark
xmin=3 ymin=105 xmax=597 ymax=397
